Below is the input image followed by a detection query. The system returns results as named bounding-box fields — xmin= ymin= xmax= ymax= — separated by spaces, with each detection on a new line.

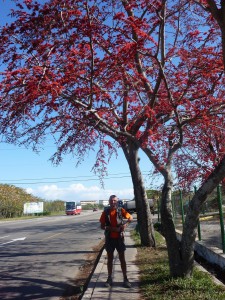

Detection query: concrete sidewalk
xmin=82 ymin=230 xmax=141 ymax=300
xmin=81 ymin=218 xmax=225 ymax=299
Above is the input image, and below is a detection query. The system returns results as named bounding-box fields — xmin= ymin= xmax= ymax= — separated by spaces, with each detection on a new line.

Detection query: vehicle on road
xmin=65 ymin=201 xmax=82 ymax=215
xmin=123 ymin=199 xmax=155 ymax=214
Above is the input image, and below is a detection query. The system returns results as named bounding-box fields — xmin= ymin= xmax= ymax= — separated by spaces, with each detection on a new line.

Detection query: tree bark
xmin=206 ymin=0 xmax=225 ymax=67
xmin=160 ymin=170 xmax=183 ymax=277
xmin=180 ymin=156 xmax=225 ymax=276
xmin=160 ymin=156 xmax=225 ymax=277
xmin=122 ymin=142 xmax=155 ymax=247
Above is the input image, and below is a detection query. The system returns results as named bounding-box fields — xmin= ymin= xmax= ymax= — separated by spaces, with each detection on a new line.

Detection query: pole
xmin=179 ymin=190 xmax=185 ymax=229
xmin=172 ymin=195 xmax=175 ymax=224
xmin=194 ymin=186 xmax=201 ymax=241
xmin=217 ymin=185 xmax=225 ymax=253
xmin=157 ymin=198 xmax=160 ymax=223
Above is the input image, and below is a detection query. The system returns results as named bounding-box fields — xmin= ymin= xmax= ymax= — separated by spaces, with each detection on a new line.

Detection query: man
xmin=99 ymin=195 xmax=133 ymax=288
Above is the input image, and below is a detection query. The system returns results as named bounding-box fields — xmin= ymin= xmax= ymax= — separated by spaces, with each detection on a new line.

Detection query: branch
xmin=180 ymin=148 xmax=207 ymax=169
xmin=205 ymin=0 xmax=221 ymax=23
xmin=121 ymin=0 xmax=153 ymax=100
xmin=195 ymin=0 xmax=225 ymax=68
xmin=86 ymin=1 xmax=95 ymax=109
xmin=159 ymin=0 xmax=166 ymax=68
xmin=141 ymin=146 xmax=167 ymax=176
xmin=122 ymin=78 xmax=128 ymax=128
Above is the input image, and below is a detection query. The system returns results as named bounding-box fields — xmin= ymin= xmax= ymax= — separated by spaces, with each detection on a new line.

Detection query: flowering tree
xmin=168 ymin=0 xmax=225 ymax=277
xmin=0 ymin=0 xmax=225 ymax=276
xmin=138 ymin=0 xmax=225 ymax=276
xmin=0 ymin=0 xmax=156 ymax=247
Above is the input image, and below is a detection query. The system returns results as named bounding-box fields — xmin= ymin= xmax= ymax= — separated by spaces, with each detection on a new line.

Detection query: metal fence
xmin=157 ymin=185 xmax=225 ymax=253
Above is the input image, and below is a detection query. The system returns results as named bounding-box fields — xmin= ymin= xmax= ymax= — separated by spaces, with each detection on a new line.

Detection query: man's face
xmin=109 ymin=196 xmax=118 ymax=209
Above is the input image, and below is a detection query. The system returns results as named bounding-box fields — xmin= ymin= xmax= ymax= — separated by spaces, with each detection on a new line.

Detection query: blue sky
xmin=0 ymin=140 xmax=157 ymax=202
xmin=0 ymin=1 xmax=161 ymax=202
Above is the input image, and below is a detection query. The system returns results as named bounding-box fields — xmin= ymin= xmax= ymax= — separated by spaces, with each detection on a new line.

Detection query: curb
xmin=82 ymin=250 xmax=107 ymax=299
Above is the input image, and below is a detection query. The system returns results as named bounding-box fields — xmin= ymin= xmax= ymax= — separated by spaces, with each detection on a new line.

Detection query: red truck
xmin=65 ymin=201 xmax=82 ymax=215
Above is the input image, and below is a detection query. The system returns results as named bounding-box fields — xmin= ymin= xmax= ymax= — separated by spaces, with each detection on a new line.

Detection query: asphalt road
xmin=0 ymin=211 xmax=103 ymax=300
xmin=175 ymin=216 xmax=224 ymax=250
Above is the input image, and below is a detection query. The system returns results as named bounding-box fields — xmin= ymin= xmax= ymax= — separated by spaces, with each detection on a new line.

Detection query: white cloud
xmin=25 ymin=183 xmax=134 ymax=202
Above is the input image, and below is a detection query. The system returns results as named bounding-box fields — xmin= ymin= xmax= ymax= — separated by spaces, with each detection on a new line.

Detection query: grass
xmin=0 ymin=211 xmax=65 ymax=221
xmin=132 ymin=230 xmax=225 ymax=300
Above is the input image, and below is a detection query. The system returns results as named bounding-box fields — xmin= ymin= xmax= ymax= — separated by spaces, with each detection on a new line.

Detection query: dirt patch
xmin=60 ymin=239 xmax=105 ymax=300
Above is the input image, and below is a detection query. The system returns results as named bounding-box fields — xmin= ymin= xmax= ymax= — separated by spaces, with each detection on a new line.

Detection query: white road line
xmin=0 ymin=235 xmax=9 ymax=239
xmin=0 ymin=237 xmax=26 ymax=246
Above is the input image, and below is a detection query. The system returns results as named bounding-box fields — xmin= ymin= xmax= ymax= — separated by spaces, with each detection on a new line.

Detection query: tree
xmin=44 ymin=200 xmax=65 ymax=213
xmin=0 ymin=184 xmax=41 ymax=218
xmin=0 ymin=0 xmax=225 ymax=277
xmin=0 ymin=0 xmax=156 ymax=246
xmin=168 ymin=0 xmax=225 ymax=277
xmin=137 ymin=0 xmax=225 ymax=277
xmin=141 ymin=0 xmax=225 ymax=277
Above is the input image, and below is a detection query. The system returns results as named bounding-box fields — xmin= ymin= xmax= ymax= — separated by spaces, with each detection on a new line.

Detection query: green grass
xmin=0 ymin=211 xmax=65 ymax=221
xmin=132 ymin=230 xmax=225 ymax=300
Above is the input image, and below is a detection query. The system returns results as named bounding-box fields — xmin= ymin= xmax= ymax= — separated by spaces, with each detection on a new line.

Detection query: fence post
xmin=194 ymin=186 xmax=201 ymax=241
xmin=217 ymin=185 xmax=225 ymax=253
xmin=172 ymin=195 xmax=175 ymax=223
xmin=157 ymin=198 xmax=160 ymax=223
xmin=179 ymin=190 xmax=185 ymax=229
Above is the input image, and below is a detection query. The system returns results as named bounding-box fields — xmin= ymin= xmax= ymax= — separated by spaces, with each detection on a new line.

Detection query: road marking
xmin=41 ymin=232 xmax=63 ymax=241
xmin=40 ymin=228 xmax=76 ymax=241
xmin=0 ymin=237 xmax=26 ymax=246
xmin=0 ymin=236 xmax=9 ymax=239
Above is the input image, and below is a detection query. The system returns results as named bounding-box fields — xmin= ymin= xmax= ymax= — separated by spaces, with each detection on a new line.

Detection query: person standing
xmin=99 ymin=195 xmax=133 ymax=288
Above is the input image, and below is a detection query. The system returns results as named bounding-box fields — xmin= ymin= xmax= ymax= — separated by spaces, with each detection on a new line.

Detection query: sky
xmin=0 ymin=1 xmax=162 ymax=203
xmin=0 ymin=140 xmax=158 ymax=202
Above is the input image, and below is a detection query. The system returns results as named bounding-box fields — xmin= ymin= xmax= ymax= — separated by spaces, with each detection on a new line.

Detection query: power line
xmin=0 ymin=172 xmax=151 ymax=185
xmin=1 ymin=172 xmax=133 ymax=181
xmin=2 ymin=175 xmax=131 ymax=185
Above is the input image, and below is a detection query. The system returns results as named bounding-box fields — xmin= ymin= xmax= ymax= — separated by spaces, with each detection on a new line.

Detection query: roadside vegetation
xmin=0 ymin=184 xmax=65 ymax=219
xmin=132 ymin=230 xmax=225 ymax=300
xmin=0 ymin=183 xmax=102 ymax=221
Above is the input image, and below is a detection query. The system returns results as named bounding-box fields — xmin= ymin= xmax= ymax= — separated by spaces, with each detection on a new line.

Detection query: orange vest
xmin=99 ymin=207 xmax=131 ymax=238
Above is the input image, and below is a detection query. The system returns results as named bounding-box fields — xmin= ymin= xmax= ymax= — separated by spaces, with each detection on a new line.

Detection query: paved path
xmin=82 ymin=229 xmax=141 ymax=300
xmin=82 ymin=215 xmax=225 ymax=299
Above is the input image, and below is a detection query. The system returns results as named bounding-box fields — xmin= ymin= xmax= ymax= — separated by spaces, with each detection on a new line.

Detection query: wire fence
xmin=156 ymin=185 xmax=225 ymax=252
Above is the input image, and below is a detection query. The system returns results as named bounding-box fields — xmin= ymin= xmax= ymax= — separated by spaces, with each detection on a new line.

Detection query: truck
xmin=65 ymin=201 xmax=82 ymax=215
xmin=123 ymin=199 xmax=155 ymax=214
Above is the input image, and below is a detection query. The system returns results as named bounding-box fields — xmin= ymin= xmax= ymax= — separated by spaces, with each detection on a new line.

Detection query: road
xmin=0 ymin=211 xmax=103 ymax=300
xmin=175 ymin=216 xmax=224 ymax=250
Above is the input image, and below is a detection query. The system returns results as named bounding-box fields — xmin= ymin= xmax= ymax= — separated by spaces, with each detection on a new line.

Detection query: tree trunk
xmin=122 ymin=142 xmax=155 ymax=247
xmin=180 ymin=156 xmax=225 ymax=276
xmin=206 ymin=0 xmax=225 ymax=67
xmin=161 ymin=156 xmax=225 ymax=277
xmin=161 ymin=170 xmax=183 ymax=277
xmin=175 ymin=0 xmax=225 ymax=276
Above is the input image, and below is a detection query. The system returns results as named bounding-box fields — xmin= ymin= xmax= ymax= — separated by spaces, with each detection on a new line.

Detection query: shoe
xmin=105 ymin=277 xmax=113 ymax=287
xmin=123 ymin=278 xmax=131 ymax=288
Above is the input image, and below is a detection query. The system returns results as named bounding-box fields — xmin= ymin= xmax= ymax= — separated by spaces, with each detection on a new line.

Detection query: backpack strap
xmin=117 ymin=207 xmax=125 ymax=239
xmin=104 ymin=207 xmax=124 ymax=225
xmin=104 ymin=207 xmax=111 ymax=238
xmin=105 ymin=207 xmax=111 ymax=226
xmin=116 ymin=206 xmax=124 ymax=225
xmin=104 ymin=207 xmax=125 ymax=239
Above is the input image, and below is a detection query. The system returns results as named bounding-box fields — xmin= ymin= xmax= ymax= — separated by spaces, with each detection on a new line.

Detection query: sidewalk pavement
xmin=82 ymin=228 xmax=141 ymax=300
